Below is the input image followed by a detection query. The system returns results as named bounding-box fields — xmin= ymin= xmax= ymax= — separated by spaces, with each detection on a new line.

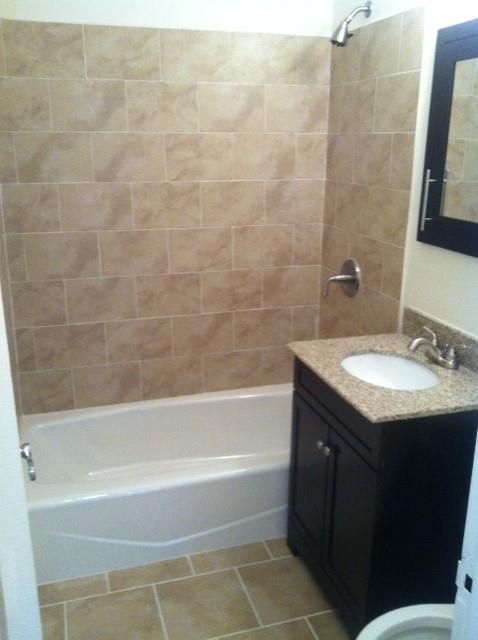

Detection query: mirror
xmin=418 ymin=18 xmax=478 ymax=258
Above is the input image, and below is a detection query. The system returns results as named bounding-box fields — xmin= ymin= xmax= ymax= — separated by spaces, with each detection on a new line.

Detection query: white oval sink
xmin=341 ymin=353 xmax=439 ymax=391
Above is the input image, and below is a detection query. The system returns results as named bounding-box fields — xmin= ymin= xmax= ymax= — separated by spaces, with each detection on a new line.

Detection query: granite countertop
xmin=289 ymin=334 xmax=478 ymax=423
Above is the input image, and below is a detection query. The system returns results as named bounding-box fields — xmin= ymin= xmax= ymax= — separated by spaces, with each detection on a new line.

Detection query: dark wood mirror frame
xmin=418 ymin=18 xmax=478 ymax=258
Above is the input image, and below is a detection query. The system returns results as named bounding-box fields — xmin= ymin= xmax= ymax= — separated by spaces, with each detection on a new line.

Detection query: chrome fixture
xmin=330 ymin=1 xmax=372 ymax=47
xmin=316 ymin=440 xmax=332 ymax=457
xmin=322 ymin=258 xmax=361 ymax=298
xmin=20 ymin=442 xmax=36 ymax=481
xmin=408 ymin=326 xmax=466 ymax=370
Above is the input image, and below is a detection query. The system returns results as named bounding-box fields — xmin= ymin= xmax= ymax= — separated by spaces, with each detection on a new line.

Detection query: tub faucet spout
xmin=20 ymin=442 xmax=36 ymax=481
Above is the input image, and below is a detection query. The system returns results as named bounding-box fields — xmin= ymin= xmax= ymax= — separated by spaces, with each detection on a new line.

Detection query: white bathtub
xmin=21 ymin=383 xmax=292 ymax=584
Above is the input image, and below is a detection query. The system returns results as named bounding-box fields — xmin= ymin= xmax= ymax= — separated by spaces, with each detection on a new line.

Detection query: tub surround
xmin=288 ymin=334 xmax=478 ymax=423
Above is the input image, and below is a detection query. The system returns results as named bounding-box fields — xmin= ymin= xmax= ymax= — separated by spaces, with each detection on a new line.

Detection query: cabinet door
xmin=289 ymin=393 xmax=329 ymax=546
xmin=323 ymin=428 xmax=378 ymax=617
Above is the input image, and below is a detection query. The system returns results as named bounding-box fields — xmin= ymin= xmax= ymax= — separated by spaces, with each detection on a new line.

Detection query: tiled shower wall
xmin=320 ymin=8 xmax=424 ymax=338
xmin=0 ymin=21 xmax=329 ymax=413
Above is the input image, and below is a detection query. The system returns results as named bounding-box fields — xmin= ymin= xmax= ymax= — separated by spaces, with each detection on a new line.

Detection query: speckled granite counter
xmin=289 ymin=334 xmax=478 ymax=423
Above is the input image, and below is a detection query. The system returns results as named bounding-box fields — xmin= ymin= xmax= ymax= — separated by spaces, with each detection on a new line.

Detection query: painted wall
xmin=332 ymin=0 xmax=422 ymax=28
xmin=0 ymin=0 xmax=332 ymax=36
xmin=401 ymin=2 xmax=478 ymax=338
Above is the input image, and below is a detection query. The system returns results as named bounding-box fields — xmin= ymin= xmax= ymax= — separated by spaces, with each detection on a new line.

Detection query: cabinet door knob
xmin=323 ymin=446 xmax=332 ymax=457
xmin=316 ymin=440 xmax=325 ymax=450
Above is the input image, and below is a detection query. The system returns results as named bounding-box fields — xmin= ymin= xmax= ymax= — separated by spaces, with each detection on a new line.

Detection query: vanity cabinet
xmin=288 ymin=358 xmax=477 ymax=636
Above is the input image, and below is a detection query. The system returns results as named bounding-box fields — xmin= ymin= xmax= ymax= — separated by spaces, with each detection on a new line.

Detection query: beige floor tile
xmin=308 ymin=611 xmax=350 ymax=640
xmin=219 ymin=619 xmax=315 ymax=639
xmin=239 ymin=558 xmax=330 ymax=625
xmin=40 ymin=605 xmax=64 ymax=640
xmin=38 ymin=574 xmax=108 ymax=606
xmin=109 ymin=556 xmax=192 ymax=591
xmin=191 ymin=542 xmax=270 ymax=573
xmin=156 ymin=569 xmax=258 ymax=640
xmin=265 ymin=538 xmax=292 ymax=559
xmin=67 ymin=587 xmax=164 ymax=640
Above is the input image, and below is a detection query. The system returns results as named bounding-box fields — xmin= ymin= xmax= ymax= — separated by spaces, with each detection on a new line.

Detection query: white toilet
xmin=356 ymin=604 xmax=454 ymax=640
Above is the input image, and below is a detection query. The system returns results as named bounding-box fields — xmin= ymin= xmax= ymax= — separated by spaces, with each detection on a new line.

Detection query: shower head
xmin=330 ymin=1 xmax=372 ymax=47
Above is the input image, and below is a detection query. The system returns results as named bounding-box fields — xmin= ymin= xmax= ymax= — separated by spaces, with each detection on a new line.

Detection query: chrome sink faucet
xmin=408 ymin=326 xmax=461 ymax=370
xmin=20 ymin=442 xmax=36 ymax=481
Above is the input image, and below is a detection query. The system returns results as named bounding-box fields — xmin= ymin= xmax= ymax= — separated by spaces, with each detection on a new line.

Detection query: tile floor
xmin=39 ymin=538 xmax=350 ymax=640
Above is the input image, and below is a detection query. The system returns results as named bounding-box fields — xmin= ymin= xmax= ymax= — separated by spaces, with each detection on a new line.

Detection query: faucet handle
xmin=421 ymin=326 xmax=438 ymax=346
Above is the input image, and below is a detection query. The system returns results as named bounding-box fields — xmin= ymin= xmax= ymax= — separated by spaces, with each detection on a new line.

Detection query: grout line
xmin=153 ymin=584 xmax=171 ymax=640
xmin=261 ymin=539 xmax=274 ymax=560
xmin=305 ymin=616 xmax=320 ymax=640
xmin=186 ymin=554 xmax=195 ymax=575
xmin=63 ymin=601 xmax=68 ymax=640
xmin=104 ymin=571 xmax=111 ymax=593
xmin=81 ymin=26 xmax=88 ymax=79
xmin=208 ymin=615 xmax=328 ymax=640
xmin=46 ymin=79 xmax=54 ymax=131
xmin=234 ymin=567 xmax=263 ymax=627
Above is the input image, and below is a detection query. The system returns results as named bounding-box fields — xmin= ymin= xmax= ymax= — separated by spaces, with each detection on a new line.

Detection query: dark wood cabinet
xmin=288 ymin=358 xmax=477 ymax=636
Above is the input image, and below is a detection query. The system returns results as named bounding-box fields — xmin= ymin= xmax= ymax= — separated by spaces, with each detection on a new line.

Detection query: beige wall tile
xmin=445 ymin=138 xmax=466 ymax=182
xmin=85 ymin=26 xmax=160 ymax=79
xmin=40 ymin=604 xmax=64 ymax=640
xmin=296 ymin=36 xmax=330 ymax=85
xmin=262 ymin=266 xmax=318 ymax=307
xmin=323 ymin=180 xmax=336 ymax=226
xmin=321 ymin=225 xmax=349 ymax=272
xmin=229 ymin=33 xmax=298 ymax=85
xmin=204 ymin=350 xmax=262 ymax=391
xmin=141 ymin=355 xmax=203 ymax=399
xmin=133 ymin=182 xmax=200 ymax=229
xmin=157 ymin=570 xmax=257 ymax=640
xmin=331 ymin=80 xmax=375 ymax=134
xmin=319 ymin=308 xmax=360 ymax=339
xmin=3 ymin=184 xmax=60 ymax=233
xmin=349 ymin=234 xmax=383 ymax=291
xmin=233 ymin=226 xmax=293 ymax=269
xmin=381 ymin=244 xmax=404 ymax=299
xmin=354 ymin=134 xmax=392 ymax=187
xmin=367 ymin=187 xmax=409 ymax=245
xmin=266 ymin=86 xmax=328 ymax=133
xmin=166 ymin=133 xmax=232 ymax=181
xmin=106 ymin=318 xmax=172 ymax=362
xmin=331 ymin=29 xmax=361 ymax=85
xmin=449 ymin=95 xmax=478 ymax=139
xmin=199 ymin=84 xmax=264 ymax=132
xmin=191 ymin=543 xmax=269 ymax=573
xmin=235 ymin=308 xmax=291 ymax=349
xmin=109 ymin=557 xmax=191 ymax=591
xmin=161 ymin=30 xmax=232 ymax=82
xmin=326 ymin=135 xmax=354 ymax=183
xmin=265 ymin=180 xmax=324 ymax=224
xmin=173 ymin=313 xmax=233 ymax=355
xmin=202 ymin=181 xmax=264 ymax=226
xmin=0 ymin=78 xmax=50 ymax=130
xmin=261 ymin=346 xmax=293 ymax=384
xmin=59 ymin=183 xmax=133 ymax=231
xmin=291 ymin=306 xmax=318 ymax=341
xmin=100 ymin=230 xmax=168 ymax=275
xmin=334 ymin=183 xmax=369 ymax=235
xmin=374 ymin=72 xmax=420 ymax=132
xmin=24 ymin=232 xmax=99 ymax=280
xmin=93 ymin=133 xmax=164 ymax=181
xmin=232 ymin=134 xmax=295 ymax=180
xmin=11 ymin=281 xmax=66 ymax=328
xmin=66 ymin=277 xmax=136 ymax=322
xmin=50 ymin=79 xmax=127 ymax=131
xmin=390 ymin=133 xmax=415 ymax=190
xmin=16 ymin=329 xmax=36 ymax=371
xmin=360 ymin=287 xmax=399 ymax=334
xmin=463 ymin=140 xmax=478 ymax=181
xmin=201 ymin=270 xmax=261 ymax=312
xmin=170 ymin=228 xmax=232 ymax=272
xmin=399 ymin=7 xmax=424 ymax=72
xmin=73 ymin=362 xmax=141 ymax=407
xmin=127 ymin=82 xmax=197 ymax=132
xmin=293 ymin=223 xmax=322 ymax=265
xmin=6 ymin=234 xmax=27 ymax=281
xmin=2 ymin=21 xmax=84 ymax=77
xmin=359 ymin=15 xmax=401 ymax=79
xmin=20 ymin=369 xmax=74 ymax=414
xmin=35 ymin=324 xmax=105 ymax=369
xmin=136 ymin=273 xmax=200 ymax=317
xmin=15 ymin=133 xmax=92 ymax=183
xmin=67 ymin=587 xmax=164 ymax=640
xmin=0 ymin=133 xmax=17 ymax=182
